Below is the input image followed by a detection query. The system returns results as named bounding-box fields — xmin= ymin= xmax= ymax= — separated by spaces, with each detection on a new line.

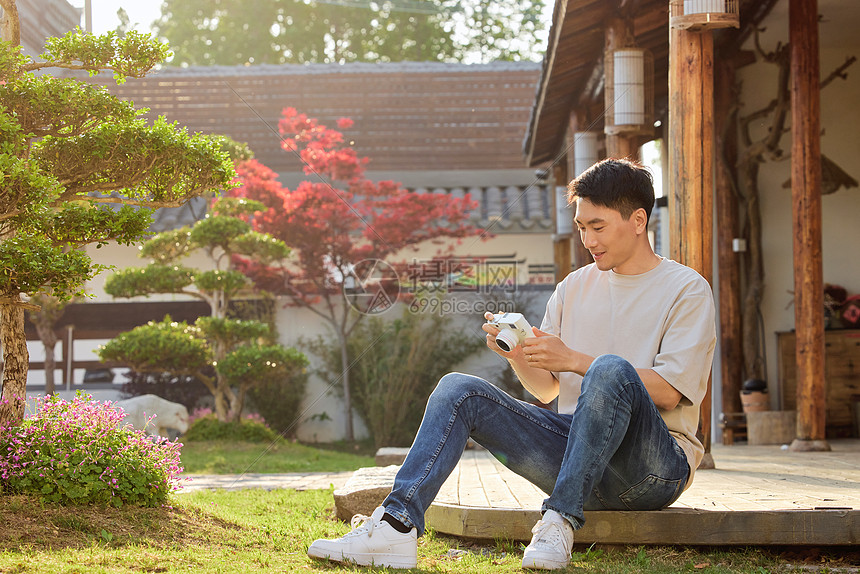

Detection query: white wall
xmin=735 ymin=0 xmax=860 ymax=408
xmin=28 ymin=229 xmax=557 ymax=441
xmin=83 ymin=243 xmax=217 ymax=301
xmin=281 ymin=232 xmax=556 ymax=442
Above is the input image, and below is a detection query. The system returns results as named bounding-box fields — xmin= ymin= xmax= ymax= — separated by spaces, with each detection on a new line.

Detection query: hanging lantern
xmin=670 ymin=0 xmax=740 ymax=31
xmin=573 ymin=131 xmax=600 ymax=178
xmin=604 ymin=47 xmax=654 ymax=137
xmin=555 ymin=185 xmax=574 ymax=236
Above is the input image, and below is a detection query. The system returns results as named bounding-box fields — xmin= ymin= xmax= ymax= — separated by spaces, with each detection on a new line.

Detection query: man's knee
xmin=432 ymin=372 xmax=487 ymax=403
xmin=583 ymin=355 xmax=637 ymax=393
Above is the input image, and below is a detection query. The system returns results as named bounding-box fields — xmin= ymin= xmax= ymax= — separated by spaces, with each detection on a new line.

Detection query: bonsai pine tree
xmin=0 ymin=3 xmax=236 ymax=426
xmin=99 ymin=197 xmax=306 ymax=423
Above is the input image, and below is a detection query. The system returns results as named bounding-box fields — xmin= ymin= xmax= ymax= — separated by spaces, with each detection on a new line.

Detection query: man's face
xmin=574 ymin=198 xmax=644 ymax=274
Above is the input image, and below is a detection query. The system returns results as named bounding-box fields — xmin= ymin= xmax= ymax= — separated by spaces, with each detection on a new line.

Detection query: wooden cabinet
xmin=777 ymin=329 xmax=860 ymax=438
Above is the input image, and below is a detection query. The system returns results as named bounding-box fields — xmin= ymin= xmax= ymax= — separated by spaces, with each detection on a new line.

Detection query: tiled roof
xmin=98 ymin=61 xmax=542 ymax=174
xmin=150 ymin=185 xmax=552 ymax=233
xmin=13 ymin=0 xmax=80 ymax=57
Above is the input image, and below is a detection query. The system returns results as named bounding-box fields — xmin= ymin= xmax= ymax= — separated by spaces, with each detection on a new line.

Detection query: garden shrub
xmin=183 ymin=413 xmax=278 ymax=442
xmin=0 ymin=394 xmax=183 ymax=507
xmin=245 ymin=361 xmax=308 ymax=438
xmin=309 ymin=304 xmax=484 ymax=448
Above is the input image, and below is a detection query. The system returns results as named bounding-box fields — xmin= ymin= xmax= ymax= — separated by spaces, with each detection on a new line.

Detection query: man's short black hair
xmin=567 ymin=158 xmax=655 ymax=223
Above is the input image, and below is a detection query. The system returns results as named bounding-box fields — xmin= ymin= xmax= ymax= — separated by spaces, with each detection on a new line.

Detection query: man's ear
xmin=633 ymin=207 xmax=649 ymax=234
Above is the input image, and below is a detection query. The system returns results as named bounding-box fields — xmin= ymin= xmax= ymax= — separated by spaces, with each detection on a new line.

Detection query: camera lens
xmin=495 ymin=330 xmax=518 ymax=353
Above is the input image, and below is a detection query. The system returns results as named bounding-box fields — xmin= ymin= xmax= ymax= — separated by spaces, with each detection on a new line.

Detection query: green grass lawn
xmin=1 ymin=488 xmax=854 ymax=573
xmin=179 ymin=438 xmax=376 ymax=475
xmin=2 ymin=440 xmax=856 ymax=572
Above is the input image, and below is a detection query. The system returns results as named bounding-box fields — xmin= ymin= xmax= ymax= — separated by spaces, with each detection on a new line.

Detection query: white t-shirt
xmin=539 ymin=258 xmax=716 ymax=482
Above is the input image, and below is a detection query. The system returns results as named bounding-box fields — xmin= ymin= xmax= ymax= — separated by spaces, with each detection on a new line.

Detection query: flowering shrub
xmin=0 ymin=394 xmax=183 ymax=507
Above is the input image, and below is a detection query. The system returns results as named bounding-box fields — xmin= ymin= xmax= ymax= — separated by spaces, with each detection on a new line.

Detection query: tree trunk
xmin=339 ymin=333 xmax=354 ymax=441
xmin=213 ymin=382 xmax=230 ymax=423
xmin=33 ymin=310 xmax=61 ymax=396
xmin=230 ymin=385 xmax=246 ymax=423
xmin=43 ymin=343 xmax=56 ymax=395
xmin=715 ymin=59 xmax=745 ymax=418
xmin=739 ymin=159 xmax=766 ymax=381
xmin=0 ymin=304 xmax=28 ymax=427
xmin=0 ymin=0 xmax=21 ymax=47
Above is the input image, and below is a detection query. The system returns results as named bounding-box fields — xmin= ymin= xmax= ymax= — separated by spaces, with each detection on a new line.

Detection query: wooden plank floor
xmin=425 ymin=440 xmax=860 ymax=545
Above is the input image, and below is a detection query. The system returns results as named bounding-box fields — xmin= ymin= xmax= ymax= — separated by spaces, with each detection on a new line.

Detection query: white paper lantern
xmin=684 ymin=0 xmax=725 ymax=14
xmin=555 ymin=186 xmax=573 ymax=236
xmin=604 ymin=47 xmax=653 ymax=136
xmin=671 ymin=0 xmax=739 ymax=30
xmin=613 ymin=50 xmax=646 ymax=126
xmin=574 ymin=132 xmax=600 ymax=178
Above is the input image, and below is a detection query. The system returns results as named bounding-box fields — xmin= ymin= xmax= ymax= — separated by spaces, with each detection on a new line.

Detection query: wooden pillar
xmin=789 ymin=0 xmax=830 ymax=452
xmin=669 ymin=26 xmax=715 ymax=467
xmin=552 ymin=163 xmax=572 ymax=283
xmin=606 ymin=134 xmax=639 ymax=160
xmin=605 ymin=18 xmax=640 ymax=160
xmin=567 ymin=113 xmax=595 ymax=270
xmin=715 ymin=58 xmax=745 ymax=426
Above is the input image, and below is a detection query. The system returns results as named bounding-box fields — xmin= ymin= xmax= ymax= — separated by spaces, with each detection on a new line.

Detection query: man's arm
xmin=520 ymin=328 xmax=683 ymax=411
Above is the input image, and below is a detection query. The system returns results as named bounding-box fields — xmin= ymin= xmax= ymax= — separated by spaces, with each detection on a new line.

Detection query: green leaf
xmin=105 ymin=263 xmax=195 ymax=298
xmin=98 ymin=315 xmax=211 ymax=374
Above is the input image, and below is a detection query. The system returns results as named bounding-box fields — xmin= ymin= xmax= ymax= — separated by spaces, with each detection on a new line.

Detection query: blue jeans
xmin=382 ymin=354 xmax=691 ymax=536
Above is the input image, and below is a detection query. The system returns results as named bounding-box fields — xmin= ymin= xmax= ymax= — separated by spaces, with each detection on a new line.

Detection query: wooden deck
xmin=425 ymin=440 xmax=860 ymax=545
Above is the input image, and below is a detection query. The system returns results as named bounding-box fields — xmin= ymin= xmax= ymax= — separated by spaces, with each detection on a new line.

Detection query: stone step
xmin=374 ymin=447 xmax=410 ymax=466
xmin=332 ymin=465 xmax=398 ymax=522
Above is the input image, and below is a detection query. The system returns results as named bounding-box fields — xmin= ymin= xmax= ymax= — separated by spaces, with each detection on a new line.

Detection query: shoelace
xmin=347 ymin=513 xmax=376 ymax=538
xmin=530 ymin=520 xmax=571 ymax=554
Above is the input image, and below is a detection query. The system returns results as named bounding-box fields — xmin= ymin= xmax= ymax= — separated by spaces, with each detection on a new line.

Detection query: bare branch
xmin=821 ymin=55 xmax=856 ymax=90
xmin=0 ymin=297 xmax=40 ymax=311
xmin=22 ymin=61 xmax=148 ymax=80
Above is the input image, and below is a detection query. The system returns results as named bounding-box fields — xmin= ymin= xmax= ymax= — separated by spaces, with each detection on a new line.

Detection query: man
xmin=308 ymin=158 xmax=716 ymax=570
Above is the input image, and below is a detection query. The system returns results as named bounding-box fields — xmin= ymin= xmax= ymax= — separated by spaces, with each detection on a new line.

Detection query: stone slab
xmin=333 ymin=465 xmax=398 ymax=521
xmin=375 ymin=447 xmax=411 ymax=466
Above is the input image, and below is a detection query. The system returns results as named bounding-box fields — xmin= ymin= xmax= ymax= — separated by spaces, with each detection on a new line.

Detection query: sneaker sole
xmin=308 ymin=546 xmax=417 ymax=569
xmin=522 ymin=555 xmax=570 ymax=570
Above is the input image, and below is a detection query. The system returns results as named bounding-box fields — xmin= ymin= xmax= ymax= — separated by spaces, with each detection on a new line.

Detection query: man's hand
xmin=482 ymin=312 xmax=526 ymax=359
xmin=521 ymin=327 xmax=578 ymax=373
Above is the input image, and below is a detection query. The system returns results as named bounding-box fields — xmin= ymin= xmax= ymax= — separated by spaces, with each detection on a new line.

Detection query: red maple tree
xmin=230 ymin=108 xmax=484 ymax=440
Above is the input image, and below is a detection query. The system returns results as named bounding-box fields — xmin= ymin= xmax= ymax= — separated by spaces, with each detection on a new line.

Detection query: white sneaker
xmin=307 ymin=506 xmax=417 ymax=569
xmin=521 ymin=510 xmax=574 ymax=570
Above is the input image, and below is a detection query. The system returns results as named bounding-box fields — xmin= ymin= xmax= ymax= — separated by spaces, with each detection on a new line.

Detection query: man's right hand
xmin=482 ymin=312 xmax=526 ymax=359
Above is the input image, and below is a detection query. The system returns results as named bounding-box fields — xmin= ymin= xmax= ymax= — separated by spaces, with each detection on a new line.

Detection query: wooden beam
xmin=715 ymin=58 xmax=745 ymax=427
xmin=668 ymin=27 xmax=714 ymax=278
xmin=568 ymin=111 xmax=595 ymax=270
xmin=552 ymin=162 xmax=572 ymax=282
xmin=426 ymin=504 xmax=859 ymax=546
xmin=789 ymin=0 xmax=830 ymax=452
xmin=668 ymin=26 xmax=715 ymax=467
